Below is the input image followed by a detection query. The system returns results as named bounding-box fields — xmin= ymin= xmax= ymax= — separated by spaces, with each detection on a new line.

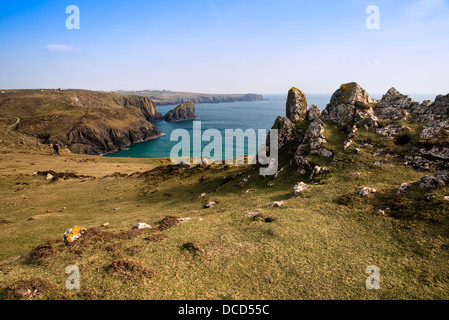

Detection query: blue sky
xmin=0 ymin=0 xmax=448 ymax=94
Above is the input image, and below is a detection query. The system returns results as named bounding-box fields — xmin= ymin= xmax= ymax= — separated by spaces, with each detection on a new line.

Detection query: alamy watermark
xmin=170 ymin=121 xmax=279 ymax=176
xmin=66 ymin=5 xmax=80 ymax=30
xmin=366 ymin=5 xmax=380 ymax=30
xmin=366 ymin=265 xmax=381 ymax=290
xmin=65 ymin=265 xmax=80 ymax=290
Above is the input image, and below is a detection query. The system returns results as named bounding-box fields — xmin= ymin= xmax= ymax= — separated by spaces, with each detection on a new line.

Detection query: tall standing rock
xmin=286 ymin=88 xmax=308 ymax=123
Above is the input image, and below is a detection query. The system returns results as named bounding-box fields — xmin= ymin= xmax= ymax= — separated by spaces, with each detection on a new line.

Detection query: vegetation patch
xmin=158 ymin=216 xmax=180 ymax=231
xmin=25 ymin=243 xmax=61 ymax=265
xmin=106 ymin=259 xmax=156 ymax=280
xmin=3 ymin=278 xmax=51 ymax=300
xmin=253 ymin=213 xmax=276 ymax=223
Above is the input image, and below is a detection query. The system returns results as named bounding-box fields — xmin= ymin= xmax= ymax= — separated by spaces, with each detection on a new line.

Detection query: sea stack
xmin=286 ymin=87 xmax=308 ymax=123
xmin=164 ymin=101 xmax=199 ymax=122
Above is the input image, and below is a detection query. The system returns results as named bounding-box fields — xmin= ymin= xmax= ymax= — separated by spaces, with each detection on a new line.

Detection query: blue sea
xmin=105 ymin=93 xmax=437 ymax=159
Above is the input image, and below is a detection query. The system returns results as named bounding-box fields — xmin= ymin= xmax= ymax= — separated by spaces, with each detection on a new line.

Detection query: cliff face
xmin=123 ymin=96 xmax=164 ymax=122
xmin=164 ymin=101 xmax=199 ymax=122
xmin=121 ymin=91 xmax=264 ymax=106
xmin=66 ymin=121 xmax=161 ymax=155
xmin=1 ymin=89 xmax=163 ymax=155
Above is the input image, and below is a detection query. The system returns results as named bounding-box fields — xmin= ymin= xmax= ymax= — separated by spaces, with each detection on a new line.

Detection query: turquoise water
xmin=105 ymin=93 xmax=437 ymax=159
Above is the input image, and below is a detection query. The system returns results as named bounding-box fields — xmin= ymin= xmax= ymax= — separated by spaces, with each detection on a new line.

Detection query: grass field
xmin=0 ymin=122 xmax=448 ymax=300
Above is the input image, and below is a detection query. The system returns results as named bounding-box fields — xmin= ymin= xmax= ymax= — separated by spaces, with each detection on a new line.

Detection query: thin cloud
xmin=45 ymin=44 xmax=82 ymax=53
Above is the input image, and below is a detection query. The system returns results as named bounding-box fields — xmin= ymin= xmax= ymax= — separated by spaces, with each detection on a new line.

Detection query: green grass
xmin=0 ymin=125 xmax=448 ymax=299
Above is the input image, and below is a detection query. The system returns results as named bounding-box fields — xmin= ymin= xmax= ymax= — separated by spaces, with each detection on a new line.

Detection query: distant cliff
xmin=119 ymin=91 xmax=264 ymax=106
xmin=0 ymin=89 xmax=163 ymax=155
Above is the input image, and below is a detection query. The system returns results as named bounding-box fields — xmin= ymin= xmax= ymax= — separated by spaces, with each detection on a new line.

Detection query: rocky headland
xmin=164 ymin=101 xmax=199 ymax=122
xmin=0 ymin=90 xmax=165 ymax=155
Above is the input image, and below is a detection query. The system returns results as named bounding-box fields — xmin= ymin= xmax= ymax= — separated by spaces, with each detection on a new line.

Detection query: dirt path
xmin=0 ymin=115 xmax=20 ymax=129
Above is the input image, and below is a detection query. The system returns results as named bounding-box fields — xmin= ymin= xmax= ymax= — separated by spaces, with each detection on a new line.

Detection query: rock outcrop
xmin=307 ymin=105 xmax=321 ymax=121
xmin=294 ymin=119 xmax=333 ymax=172
xmin=375 ymin=88 xmax=416 ymax=121
xmin=321 ymin=82 xmax=378 ymax=128
xmin=286 ymin=88 xmax=308 ymax=123
xmin=412 ymin=94 xmax=449 ymax=123
xmin=397 ymin=173 xmax=449 ymax=194
xmin=269 ymin=116 xmax=303 ymax=150
xmin=164 ymin=101 xmax=199 ymax=122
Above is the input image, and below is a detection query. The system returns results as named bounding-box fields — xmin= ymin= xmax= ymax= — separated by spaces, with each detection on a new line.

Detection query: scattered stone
xmin=267 ymin=182 xmax=275 ymax=187
xmin=177 ymin=217 xmax=192 ymax=223
xmin=443 ymin=196 xmax=449 ymax=202
xmin=238 ymin=176 xmax=251 ymax=187
xmin=269 ymin=201 xmax=285 ymax=207
xmin=246 ymin=189 xmax=256 ymax=193
xmin=63 ymin=226 xmax=86 ymax=245
xmin=5 ymin=278 xmax=51 ymax=300
xmin=205 ymin=202 xmax=217 ymax=208
xmin=176 ymin=161 xmax=192 ymax=169
xmin=397 ymin=173 xmax=449 ymax=194
xmin=199 ymin=193 xmax=207 ymax=198
xmin=358 ymin=187 xmax=378 ymax=196
xmin=102 ymin=223 xmax=110 ymax=228
xmin=294 ymin=182 xmax=309 ymax=195
xmin=244 ymin=210 xmax=262 ymax=218
xmin=377 ymin=209 xmax=386 ymax=216
xmin=344 ymin=140 xmax=353 ymax=150
xmin=310 ymin=166 xmax=329 ymax=182
xmin=46 ymin=173 xmax=54 ymax=181
xmin=350 ymin=172 xmax=361 ymax=178
xmin=132 ymin=223 xmax=152 ymax=230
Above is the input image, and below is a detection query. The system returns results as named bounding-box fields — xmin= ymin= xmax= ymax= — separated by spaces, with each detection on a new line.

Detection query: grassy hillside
xmin=0 ymin=89 xmax=162 ymax=155
xmin=0 ymin=122 xmax=448 ymax=300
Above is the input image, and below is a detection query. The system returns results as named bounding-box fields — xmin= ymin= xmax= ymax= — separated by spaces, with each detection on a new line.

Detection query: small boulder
xmin=269 ymin=201 xmax=285 ymax=207
xmin=132 ymin=223 xmax=152 ymax=230
xmin=205 ymin=202 xmax=217 ymax=208
xmin=244 ymin=210 xmax=262 ymax=218
xmin=63 ymin=226 xmax=86 ymax=245
xmin=294 ymin=182 xmax=309 ymax=195
xmin=358 ymin=187 xmax=377 ymax=196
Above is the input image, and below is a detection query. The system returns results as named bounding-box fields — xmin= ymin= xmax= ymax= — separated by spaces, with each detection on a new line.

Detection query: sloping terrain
xmin=0 ymin=90 xmax=163 ymax=155
xmin=0 ymin=83 xmax=448 ymax=300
